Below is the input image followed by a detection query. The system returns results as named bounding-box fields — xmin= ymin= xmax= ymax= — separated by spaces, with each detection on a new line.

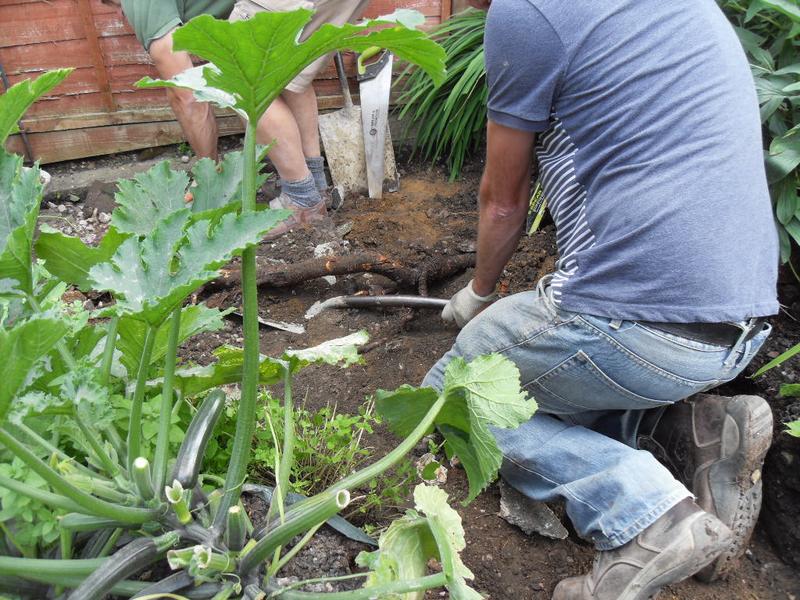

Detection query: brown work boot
xmin=551 ymin=499 xmax=731 ymax=600
xmin=265 ymin=194 xmax=327 ymax=240
xmin=637 ymin=394 xmax=773 ymax=581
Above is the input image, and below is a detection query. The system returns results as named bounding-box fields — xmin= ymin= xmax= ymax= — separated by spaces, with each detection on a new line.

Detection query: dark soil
xmin=44 ymin=149 xmax=800 ymax=599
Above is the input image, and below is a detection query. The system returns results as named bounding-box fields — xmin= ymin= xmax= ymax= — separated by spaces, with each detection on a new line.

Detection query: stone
xmin=98 ymin=212 xmax=111 ymax=224
xmin=498 ymin=480 xmax=569 ymax=540
xmin=67 ymin=193 xmax=81 ymax=203
xmin=181 ymin=155 xmax=190 ymax=163
xmin=56 ymin=204 xmax=66 ymax=213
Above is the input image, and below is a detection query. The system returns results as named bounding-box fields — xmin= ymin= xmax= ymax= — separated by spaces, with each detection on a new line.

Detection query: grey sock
xmin=305 ymin=156 xmax=327 ymax=191
xmin=280 ymin=173 xmax=321 ymax=208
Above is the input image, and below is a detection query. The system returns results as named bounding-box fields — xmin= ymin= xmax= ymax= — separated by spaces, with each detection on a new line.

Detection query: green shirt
xmin=122 ymin=0 xmax=235 ymax=51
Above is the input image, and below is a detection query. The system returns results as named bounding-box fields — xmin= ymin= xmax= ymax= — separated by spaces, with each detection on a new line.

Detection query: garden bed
xmin=39 ymin=144 xmax=800 ymax=599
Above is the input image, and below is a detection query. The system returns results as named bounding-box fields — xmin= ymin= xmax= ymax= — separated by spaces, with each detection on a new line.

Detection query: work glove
xmin=442 ymin=280 xmax=497 ymax=328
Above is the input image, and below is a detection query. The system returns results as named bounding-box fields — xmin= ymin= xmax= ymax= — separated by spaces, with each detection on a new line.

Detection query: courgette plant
xmin=0 ymin=10 xmax=539 ymax=600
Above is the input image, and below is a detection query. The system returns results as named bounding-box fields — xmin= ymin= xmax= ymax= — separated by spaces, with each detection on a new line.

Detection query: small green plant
xmin=787 ymin=419 xmax=800 ymax=437
xmin=396 ymin=8 xmax=488 ymax=180
xmin=250 ymin=394 xmax=415 ymax=517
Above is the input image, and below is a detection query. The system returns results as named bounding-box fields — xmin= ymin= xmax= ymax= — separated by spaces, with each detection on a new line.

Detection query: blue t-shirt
xmin=485 ymin=0 xmax=779 ymax=322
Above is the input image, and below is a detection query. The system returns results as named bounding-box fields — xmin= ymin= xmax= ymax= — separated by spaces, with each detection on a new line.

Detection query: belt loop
xmin=609 ymin=319 xmax=623 ymax=330
xmin=722 ymin=318 xmax=756 ymax=368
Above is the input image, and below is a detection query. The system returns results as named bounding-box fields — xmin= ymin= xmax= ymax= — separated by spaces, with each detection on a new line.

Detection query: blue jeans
xmin=423 ymin=277 xmax=770 ymax=550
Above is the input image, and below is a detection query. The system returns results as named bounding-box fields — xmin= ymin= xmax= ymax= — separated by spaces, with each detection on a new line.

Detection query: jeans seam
xmin=575 ymin=316 xmax=715 ymax=387
xmin=504 ymin=455 xmax=606 ymax=529
xmin=485 ymin=314 xmax=579 ymax=357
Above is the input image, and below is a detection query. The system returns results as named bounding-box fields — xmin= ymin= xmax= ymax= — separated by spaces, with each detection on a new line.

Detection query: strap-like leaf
xmin=0 ymin=70 xmax=72 ymax=145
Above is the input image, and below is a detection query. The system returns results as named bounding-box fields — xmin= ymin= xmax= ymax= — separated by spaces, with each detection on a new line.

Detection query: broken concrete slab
xmin=499 ymin=480 xmax=569 ymax=540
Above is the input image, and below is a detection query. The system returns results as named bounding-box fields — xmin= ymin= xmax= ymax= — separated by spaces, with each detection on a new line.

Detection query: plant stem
xmin=99 ymin=315 xmax=119 ymax=386
xmin=266 ymin=573 xmax=448 ymax=599
xmin=276 ymin=367 xmax=295 ymax=522
xmin=154 ymin=307 xmax=182 ymax=494
xmin=0 ymin=555 xmax=107 ymax=577
xmin=128 ymin=324 xmax=157 ymax=472
xmin=0 ymin=473 xmax=85 ymax=513
xmin=0 ymin=427 xmax=160 ymax=524
xmin=332 ymin=393 xmax=448 ymax=493
xmin=98 ymin=528 xmax=123 ymax=558
xmin=75 ymin=414 xmax=124 ymax=479
xmin=215 ymin=120 xmax=259 ymax=531
xmin=239 ymin=490 xmax=350 ymax=575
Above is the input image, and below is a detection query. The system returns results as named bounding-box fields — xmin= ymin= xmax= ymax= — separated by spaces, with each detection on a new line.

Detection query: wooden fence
xmin=1 ymin=0 xmax=452 ymax=164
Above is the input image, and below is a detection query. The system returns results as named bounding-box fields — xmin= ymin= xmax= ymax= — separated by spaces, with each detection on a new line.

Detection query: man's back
xmin=485 ymin=0 xmax=778 ymax=322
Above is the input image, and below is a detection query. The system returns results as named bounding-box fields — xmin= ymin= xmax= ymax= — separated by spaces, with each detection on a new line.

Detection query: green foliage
xmin=0 ymin=459 xmax=61 ymax=556
xmin=720 ymin=0 xmax=800 ymax=263
xmin=377 ymin=354 xmax=537 ymax=503
xmin=786 ymin=419 xmax=800 ymax=437
xmin=396 ymin=9 xmax=487 ymax=181
xmin=0 ymin=315 xmax=69 ymax=421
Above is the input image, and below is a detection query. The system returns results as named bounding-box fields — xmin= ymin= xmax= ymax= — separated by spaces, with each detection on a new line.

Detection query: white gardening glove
xmin=442 ymin=280 xmax=497 ymax=328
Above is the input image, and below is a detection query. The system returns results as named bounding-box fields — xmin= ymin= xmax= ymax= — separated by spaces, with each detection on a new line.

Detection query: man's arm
xmin=473 ymin=121 xmax=536 ymax=296
xmin=441 ymin=120 xmax=535 ymax=326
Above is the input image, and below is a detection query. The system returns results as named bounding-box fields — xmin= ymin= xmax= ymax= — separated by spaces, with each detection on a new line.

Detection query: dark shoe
xmin=637 ymin=394 xmax=773 ymax=581
xmin=320 ymin=184 xmax=344 ymax=211
xmin=265 ymin=194 xmax=327 ymax=240
xmin=551 ymin=499 xmax=731 ymax=600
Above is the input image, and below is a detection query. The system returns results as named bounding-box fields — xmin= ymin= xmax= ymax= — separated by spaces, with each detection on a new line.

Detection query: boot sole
xmin=694 ymin=395 xmax=773 ymax=582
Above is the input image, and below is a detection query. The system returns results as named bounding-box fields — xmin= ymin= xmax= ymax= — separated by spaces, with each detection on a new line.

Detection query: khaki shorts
xmin=229 ymin=0 xmax=369 ymax=93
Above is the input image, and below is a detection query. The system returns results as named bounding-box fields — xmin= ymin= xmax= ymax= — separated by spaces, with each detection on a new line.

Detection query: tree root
xmin=209 ymin=252 xmax=475 ymax=296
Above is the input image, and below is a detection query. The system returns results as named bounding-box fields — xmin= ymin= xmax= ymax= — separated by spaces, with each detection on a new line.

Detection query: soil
xmin=41 ymin=145 xmax=800 ymax=599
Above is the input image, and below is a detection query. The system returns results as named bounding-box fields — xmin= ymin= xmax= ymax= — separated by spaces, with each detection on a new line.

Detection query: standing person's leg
xmin=120 ymin=0 xmax=220 ymax=159
xmin=149 ymin=32 xmax=219 ymax=160
xmin=229 ymin=0 xmax=323 ymax=225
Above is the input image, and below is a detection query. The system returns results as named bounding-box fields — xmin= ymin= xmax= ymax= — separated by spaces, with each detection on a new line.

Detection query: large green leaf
xmin=786 ymin=419 xmax=800 ymax=437
xmin=0 ymin=70 xmax=71 ymax=145
xmin=116 ymin=303 xmax=229 ymax=379
xmin=0 ymin=151 xmax=42 ymax=296
xmin=767 ymin=131 xmax=800 ymax=180
xmin=89 ymin=207 xmax=289 ymax=325
xmin=0 ymin=315 xmax=69 ymax=422
xmin=111 ymin=162 xmax=190 ymax=236
xmin=191 ymin=150 xmax=266 ymax=212
xmin=34 ymin=225 xmax=130 ymax=291
xmin=377 ymin=354 xmax=536 ymax=503
xmin=138 ymin=10 xmax=445 ymax=123
xmin=357 ymin=484 xmax=481 ymax=600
